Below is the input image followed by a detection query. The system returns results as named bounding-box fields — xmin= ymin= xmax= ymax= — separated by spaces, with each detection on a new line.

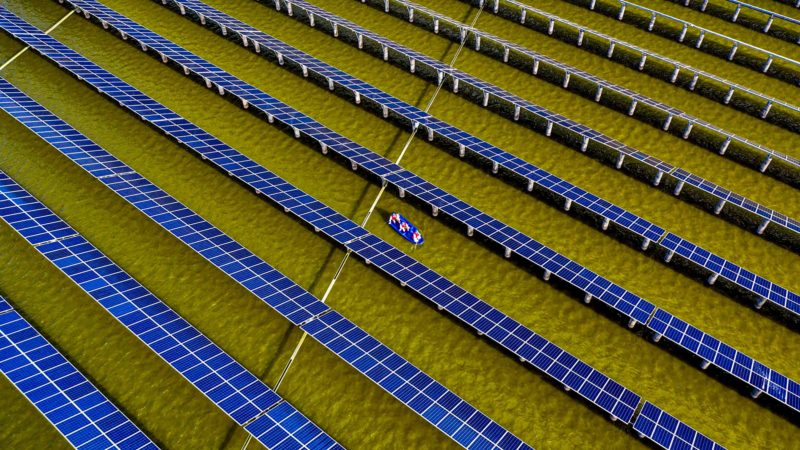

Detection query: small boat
xmin=388 ymin=212 xmax=424 ymax=245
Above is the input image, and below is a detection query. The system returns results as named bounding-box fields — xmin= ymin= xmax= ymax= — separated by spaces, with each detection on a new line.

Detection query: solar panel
xmin=633 ymin=402 xmax=725 ymax=450
xmin=647 ymin=309 xmax=800 ymax=413
xmin=664 ymin=0 xmax=800 ymax=43
xmin=338 ymin=0 xmax=794 ymax=178
xmin=0 ymin=80 xmax=530 ymax=450
xmin=0 ymin=172 xmax=341 ymax=449
xmin=265 ymin=0 xmax=800 ymax=240
xmin=660 ymin=233 xmax=800 ymax=317
xmin=0 ymin=297 xmax=158 ymax=450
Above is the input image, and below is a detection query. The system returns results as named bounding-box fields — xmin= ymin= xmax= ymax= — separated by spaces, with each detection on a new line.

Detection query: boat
xmin=388 ymin=212 xmax=424 ymax=245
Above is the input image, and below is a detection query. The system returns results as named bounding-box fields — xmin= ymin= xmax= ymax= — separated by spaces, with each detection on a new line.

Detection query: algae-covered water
xmin=0 ymin=0 xmax=798 ymax=448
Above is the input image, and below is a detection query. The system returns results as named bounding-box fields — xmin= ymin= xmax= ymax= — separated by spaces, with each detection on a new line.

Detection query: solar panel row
xmin=0 ymin=14 xmax=651 ymax=430
xmin=82 ymin=0 xmax=800 ymax=320
xmin=672 ymin=0 xmax=800 ymax=44
xmin=0 ymin=295 xmax=158 ymax=450
xmin=647 ymin=310 xmax=800 ymax=412
xmin=486 ymin=0 xmax=800 ymax=129
xmin=0 ymin=171 xmax=342 ymax=449
xmin=563 ymin=0 xmax=800 ymax=79
xmin=257 ymin=0 xmax=800 ymax=242
xmin=0 ymin=79 xmax=531 ymax=450
xmin=370 ymin=0 xmax=799 ymax=178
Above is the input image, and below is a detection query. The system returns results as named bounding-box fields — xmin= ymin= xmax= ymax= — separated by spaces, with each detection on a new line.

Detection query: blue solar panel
xmin=633 ymin=402 xmax=726 ymax=450
xmin=0 ymin=297 xmax=158 ymax=450
xmin=661 ymin=233 xmax=800 ymax=317
xmin=0 ymin=79 xmax=529 ymax=450
xmin=0 ymin=296 xmax=11 ymax=314
xmin=0 ymin=171 xmax=341 ymax=449
xmin=310 ymin=0 xmax=796 ymax=181
xmin=256 ymin=0 xmax=800 ymax=240
xmin=647 ymin=309 xmax=799 ymax=413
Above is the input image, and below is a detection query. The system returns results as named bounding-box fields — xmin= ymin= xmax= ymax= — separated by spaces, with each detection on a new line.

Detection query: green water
xmin=0 ymin=0 xmax=798 ymax=448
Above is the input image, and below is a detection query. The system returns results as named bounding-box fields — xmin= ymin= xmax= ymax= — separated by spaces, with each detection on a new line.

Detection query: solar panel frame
xmin=0 ymin=298 xmax=158 ymax=450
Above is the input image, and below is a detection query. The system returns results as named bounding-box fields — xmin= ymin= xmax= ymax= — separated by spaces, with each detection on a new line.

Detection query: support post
xmin=563 ymin=73 xmax=571 ymax=88
xmin=492 ymin=161 xmax=499 ymax=174
xmin=670 ymin=66 xmax=680 ymax=83
xmin=595 ymin=86 xmax=603 ymax=102
xmin=759 ymin=155 xmax=772 ymax=172
xmin=689 ymin=73 xmax=699 ymax=90
xmin=652 ymin=333 xmax=662 ymax=342
xmin=627 ymin=318 xmax=637 ymax=328
xmin=638 ymin=54 xmax=647 ymax=70
xmin=452 ymin=77 xmax=458 ymax=92
xmin=679 ymin=23 xmax=688 ymax=42
xmin=724 ymin=86 xmax=734 ymax=104
xmin=751 ymin=388 xmax=762 ymax=398
xmin=641 ymin=238 xmax=650 ymax=251
xmin=763 ymin=15 xmax=774 ymax=33
xmin=615 ymin=153 xmax=625 ymax=169
xmin=708 ymin=272 xmax=719 ymax=285
xmin=434 ymin=19 xmax=439 ymax=34
xmin=628 ymin=100 xmax=638 ymax=116
xmin=662 ymin=115 xmax=673 ymax=131
xmin=577 ymin=29 xmax=584 ymax=46
xmin=432 ymin=205 xmax=439 ymax=216
xmin=682 ymin=122 xmax=694 ymax=139
xmin=543 ymin=270 xmax=551 ymax=281
xmin=714 ymin=199 xmax=725 ymax=215
xmin=564 ymin=198 xmax=572 ymax=211
xmin=760 ymin=101 xmax=772 ymax=118
xmin=503 ymin=47 xmax=510 ymax=62
xmin=762 ymin=56 xmax=773 ymax=73
xmin=514 ymin=105 xmax=521 ymax=121
xmin=602 ymin=217 xmax=610 ymax=230
xmin=398 ymin=188 xmax=405 ymax=198
xmin=467 ymin=225 xmax=474 ymax=236
xmin=618 ymin=3 xmax=626 ymax=20
xmin=757 ymin=219 xmax=769 ymax=235
xmin=546 ymin=121 xmax=553 ymax=136
xmin=664 ymin=250 xmax=674 ymax=263
xmin=719 ymin=137 xmax=731 ymax=154
xmin=727 ymin=43 xmax=738 ymax=60
xmin=648 ymin=13 xmax=656 ymax=31
xmin=755 ymin=297 xmax=767 ymax=309
xmin=584 ymin=293 xmax=592 ymax=304
xmin=520 ymin=9 xmax=526 ymax=23
xmin=483 ymin=92 xmax=490 ymax=107
xmin=459 ymin=144 xmax=465 ymax=157
xmin=673 ymin=180 xmax=685 ymax=196
xmin=653 ymin=171 xmax=663 ymax=186
xmin=700 ymin=360 xmax=711 ymax=370
xmin=527 ymin=179 xmax=535 ymax=191
xmin=505 ymin=247 xmax=512 ymax=258
xmin=696 ymin=31 xmax=705 ymax=48
xmin=581 ymin=136 xmax=589 ymax=152
xmin=548 ymin=18 xmax=555 ymax=35
xmin=607 ymin=42 xmax=616 ymax=58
